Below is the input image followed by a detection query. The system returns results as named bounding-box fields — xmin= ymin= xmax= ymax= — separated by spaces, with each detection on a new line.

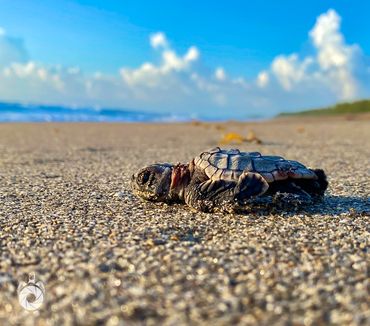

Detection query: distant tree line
xmin=279 ymin=99 xmax=370 ymax=116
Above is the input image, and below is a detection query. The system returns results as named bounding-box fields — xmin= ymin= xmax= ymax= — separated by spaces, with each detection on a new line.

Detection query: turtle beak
xmin=131 ymin=163 xmax=174 ymax=201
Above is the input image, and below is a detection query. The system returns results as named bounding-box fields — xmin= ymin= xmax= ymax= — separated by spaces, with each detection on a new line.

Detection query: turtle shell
xmin=193 ymin=147 xmax=317 ymax=183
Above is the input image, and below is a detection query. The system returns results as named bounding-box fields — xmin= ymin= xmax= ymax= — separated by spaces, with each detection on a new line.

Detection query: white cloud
xmin=184 ymin=46 xmax=199 ymax=62
xmin=0 ymin=27 xmax=5 ymax=36
xmin=256 ymin=70 xmax=269 ymax=88
xmin=270 ymin=9 xmax=358 ymax=100
xmin=0 ymin=61 xmax=87 ymax=104
xmin=271 ymin=55 xmax=313 ymax=90
xmin=215 ymin=67 xmax=226 ymax=81
xmin=150 ymin=32 xmax=168 ymax=49
xmin=0 ymin=10 xmax=369 ymax=118
xmin=310 ymin=10 xmax=350 ymax=69
xmin=120 ymin=34 xmax=199 ymax=89
xmin=309 ymin=9 xmax=358 ymax=98
xmin=162 ymin=47 xmax=197 ymax=71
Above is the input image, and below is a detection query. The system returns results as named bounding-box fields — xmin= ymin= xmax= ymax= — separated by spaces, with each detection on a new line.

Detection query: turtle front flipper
xmin=185 ymin=178 xmax=236 ymax=212
xmin=184 ymin=171 xmax=269 ymax=212
xmin=234 ymin=172 xmax=269 ymax=203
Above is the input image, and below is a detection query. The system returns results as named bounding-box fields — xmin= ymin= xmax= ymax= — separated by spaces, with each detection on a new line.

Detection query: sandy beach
xmin=0 ymin=118 xmax=369 ymax=325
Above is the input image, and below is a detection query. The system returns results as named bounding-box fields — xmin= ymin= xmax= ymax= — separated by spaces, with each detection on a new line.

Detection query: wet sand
xmin=0 ymin=119 xmax=369 ymax=325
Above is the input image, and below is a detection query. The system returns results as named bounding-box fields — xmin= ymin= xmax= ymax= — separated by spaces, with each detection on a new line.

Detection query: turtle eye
xmin=138 ymin=171 xmax=151 ymax=185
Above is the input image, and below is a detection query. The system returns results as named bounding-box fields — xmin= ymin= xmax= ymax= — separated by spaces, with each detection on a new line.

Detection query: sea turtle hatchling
xmin=131 ymin=147 xmax=328 ymax=212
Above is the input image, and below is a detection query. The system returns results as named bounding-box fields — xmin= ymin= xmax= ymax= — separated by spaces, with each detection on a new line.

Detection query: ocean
xmin=0 ymin=102 xmax=189 ymax=122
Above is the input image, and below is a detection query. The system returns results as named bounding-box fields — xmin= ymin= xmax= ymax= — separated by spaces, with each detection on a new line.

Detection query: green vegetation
xmin=279 ymin=99 xmax=370 ymax=116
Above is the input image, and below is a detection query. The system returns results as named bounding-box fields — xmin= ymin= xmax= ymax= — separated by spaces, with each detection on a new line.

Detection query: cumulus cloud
xmin=310 ymin=9 xmax=358 ymax=98
xmin=120 ymin=38 xmax=199 ymax=91
xmin=310 ymin=10 xmax=352 ymax=69
xmin=1 ymin=61 xmax=86 ymax=105
xmin=256 ymin=70 xmax=269 ymax=88
xmin=215 ymin=67 xmax=226 ymax=81
xmin=0 ymin=9 xmax=369 ymax=118
xmin=150 ymin=32 xmax=168 ymax=49
xmin=269 ymin=9 xmax=359 ymax=100
xmin=271 ymin=55 xmax=313 ymax=90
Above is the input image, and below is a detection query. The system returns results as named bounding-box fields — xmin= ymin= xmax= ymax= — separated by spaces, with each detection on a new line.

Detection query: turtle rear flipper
xmin=292 ymin=169 xmax=328 ymax=197
xmin=268 ymin=180 xmax=313 ymax=205
xmin=312 ymin=169 xmax=328 ymax=195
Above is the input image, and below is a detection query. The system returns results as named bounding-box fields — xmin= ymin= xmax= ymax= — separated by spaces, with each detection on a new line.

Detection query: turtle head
xmin=131 ymin=163 xmax=174 ymax=202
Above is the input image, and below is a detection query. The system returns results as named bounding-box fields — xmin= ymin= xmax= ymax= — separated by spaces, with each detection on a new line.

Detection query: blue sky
xmin=0 ymin=0 xmax=370 ymax=118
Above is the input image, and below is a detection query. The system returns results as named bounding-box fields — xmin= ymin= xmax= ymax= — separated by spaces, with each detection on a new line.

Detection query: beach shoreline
xmin=0 ymin=119 xmax=369 ymax=325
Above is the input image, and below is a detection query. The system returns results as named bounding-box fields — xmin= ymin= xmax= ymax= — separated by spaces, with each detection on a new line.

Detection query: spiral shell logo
xmin=18 ymin=273 xmax=45 ymax=311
